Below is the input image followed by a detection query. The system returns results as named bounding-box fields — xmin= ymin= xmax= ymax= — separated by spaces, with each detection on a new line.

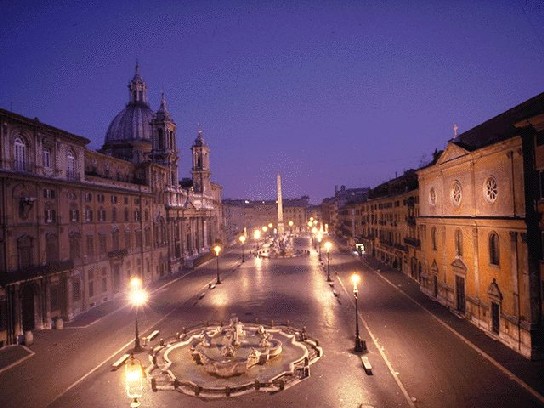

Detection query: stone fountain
xmin=190 ymin=318 xmax=282 ymax=377
xmin=146 ymin=318 xmax=322 ymax=398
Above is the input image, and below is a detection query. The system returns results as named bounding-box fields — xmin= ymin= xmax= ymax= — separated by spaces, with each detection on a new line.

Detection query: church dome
xmin=104 ymin=64 xmax=155 ymax=143
xmin=105 ymin=103 xmax=154 ymax=142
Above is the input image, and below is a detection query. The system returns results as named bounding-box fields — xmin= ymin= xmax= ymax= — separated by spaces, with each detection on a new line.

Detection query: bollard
xmin=194 ymin=386 xmax=200 ymax=396
xmin=226 ymin=386 xmax=231 ymax=397
xmin=255 ymin=379 xmax=260 ymax=390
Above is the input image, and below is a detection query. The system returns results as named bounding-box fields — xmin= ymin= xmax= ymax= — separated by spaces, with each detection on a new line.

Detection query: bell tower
xmin=191 ymin=130 xmax=211 ymax=194
xmin=151 ymin=93 xmax=178 ymax=187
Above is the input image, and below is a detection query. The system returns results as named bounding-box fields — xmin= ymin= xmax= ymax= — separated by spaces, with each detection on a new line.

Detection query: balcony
xmin=404 ymin=237 xmax=421 ymax=248
xmin=1 ymin=260 xmax=74 ymax=285
xmin=108 ymin=249 xmax=128 ymax=258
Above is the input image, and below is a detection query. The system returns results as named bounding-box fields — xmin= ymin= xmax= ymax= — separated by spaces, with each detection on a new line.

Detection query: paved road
xmin=0 ymin=236 xmax=543 ymax=408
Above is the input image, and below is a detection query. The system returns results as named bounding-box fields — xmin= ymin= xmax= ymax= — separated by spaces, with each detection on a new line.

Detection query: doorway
xmin=22 ymin=285 xmax=35 ymax=331
xmin=491 ymin=302 xmax=500 ymax=334
xmin=455 ymin=275 xmax=465 ymax=314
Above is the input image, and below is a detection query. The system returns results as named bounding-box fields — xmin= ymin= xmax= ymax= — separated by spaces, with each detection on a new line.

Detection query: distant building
xmin=337 ymin=171 xmax=418 ymax=270
xmin=0 ymin=66 xmax=223 ymax=346
xmin=223 ymin=196 xmax=309 ymax=240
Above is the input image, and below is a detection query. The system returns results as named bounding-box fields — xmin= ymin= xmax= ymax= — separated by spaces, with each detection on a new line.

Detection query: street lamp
xmin=214 ymin=244 xmax=222 ymax=284
xmin=324 ymin=241 xmax=332 ymax=282
xmin=129 ymin=277 xmax=148 ymax=353
xmin=351 ymin=273 xmax=367 ymax=353
xmin=125 ymin=353 xmax=144 ymax=407
xmin=317 ymin=232 xmax=323 ymax=258
xmin=288 ymin=220 xmax=294 ymax=234
xmin=239 ymin=235 xmax=246 ymax=262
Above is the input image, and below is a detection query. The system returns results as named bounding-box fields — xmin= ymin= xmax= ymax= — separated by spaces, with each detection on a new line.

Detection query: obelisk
xmin=277 ymin=174 xmax=285 ymax=235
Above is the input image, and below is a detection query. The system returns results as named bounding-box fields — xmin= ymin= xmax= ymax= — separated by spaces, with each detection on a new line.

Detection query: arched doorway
xmin=451 ymin=258 xmax=467 ymax=315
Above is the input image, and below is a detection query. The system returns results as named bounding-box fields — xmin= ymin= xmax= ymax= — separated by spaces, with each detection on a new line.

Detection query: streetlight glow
xmin=128 ymin=278 xmax=148 ymax=353
xmin=351 ymin=273 xmax=360 ymax=289
xmin=129 ymin=288 xmax=148 ymax=307
xmin=125 ymin=354 xmax=143 ymax=407
xmin=214 ymin=244 xmax=222 ymax=284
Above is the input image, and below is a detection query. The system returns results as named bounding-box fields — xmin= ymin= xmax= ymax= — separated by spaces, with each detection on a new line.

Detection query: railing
xmin=108 ymin=249 xmax=128 ymax=258
xmin=404 ymin=237 xmax=421 ymax=248
xmin=1 ymin=260 xmax=74 ymax=285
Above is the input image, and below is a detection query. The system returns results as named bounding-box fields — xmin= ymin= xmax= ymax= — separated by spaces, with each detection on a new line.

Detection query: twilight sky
xmin=2 ymin=1 xmax=544 ymax=203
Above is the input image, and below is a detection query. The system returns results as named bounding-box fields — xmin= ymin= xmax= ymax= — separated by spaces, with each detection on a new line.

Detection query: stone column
xmin=277 ymin=174 xmax=284 ymax=235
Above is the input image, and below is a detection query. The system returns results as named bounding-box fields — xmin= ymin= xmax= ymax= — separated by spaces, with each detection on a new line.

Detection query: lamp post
xmin=324 ymin=241 xmax=332 ymax=282
xmin=351 ymin=273 xmax=367 ymax=353
xmin=239 ymin=235 xmax=246 ymax=262
xmin=214 ymin=244 xmax=222 ymax=284
xmin=125 ymin=353 xmax=144 ymax=407
xmin=129 ymin=277 xmax=148 ymax=353
xmin=288 ymin=220 xmax=294 ymax=235
xmin=317 ymin=233 xmax=323 ymax=258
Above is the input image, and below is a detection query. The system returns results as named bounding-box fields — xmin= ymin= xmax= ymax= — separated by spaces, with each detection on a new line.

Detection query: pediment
xmin=450 ymin=257 xmax=467 ymax=271
xmin=436 ymin=142 xmax=469 ymax=165
xmin=487 ymin=278 xmax=503 ymax=301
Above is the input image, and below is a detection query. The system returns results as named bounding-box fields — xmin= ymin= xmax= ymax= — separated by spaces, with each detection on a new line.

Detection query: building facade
xmin=0 ymin=66 xmax=223 ymax=346
xmin=418 ymin=93 xmax=544 ymax=359
xmin=331 ymin=93 xmax=544 ymax=359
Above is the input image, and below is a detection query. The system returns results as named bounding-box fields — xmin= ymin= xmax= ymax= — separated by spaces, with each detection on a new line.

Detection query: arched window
xmin=431 ymin=227 xmax=437 ymax=251
xmin=489 ymin=232 xmax=500 ymax=266
xmin=14 ymin=137 xmax=27 ymax=171
xmin=67 ymin=150 xmax=76 ymax=180
xmin=42 ymin=147 xmax=51 ymax=168
xmin=455 ymin=229 xmax=463 ymax=256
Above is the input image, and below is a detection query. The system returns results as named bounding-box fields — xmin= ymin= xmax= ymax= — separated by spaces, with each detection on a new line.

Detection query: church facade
xmin=0 ymin=66 xmax=223 ymax=346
